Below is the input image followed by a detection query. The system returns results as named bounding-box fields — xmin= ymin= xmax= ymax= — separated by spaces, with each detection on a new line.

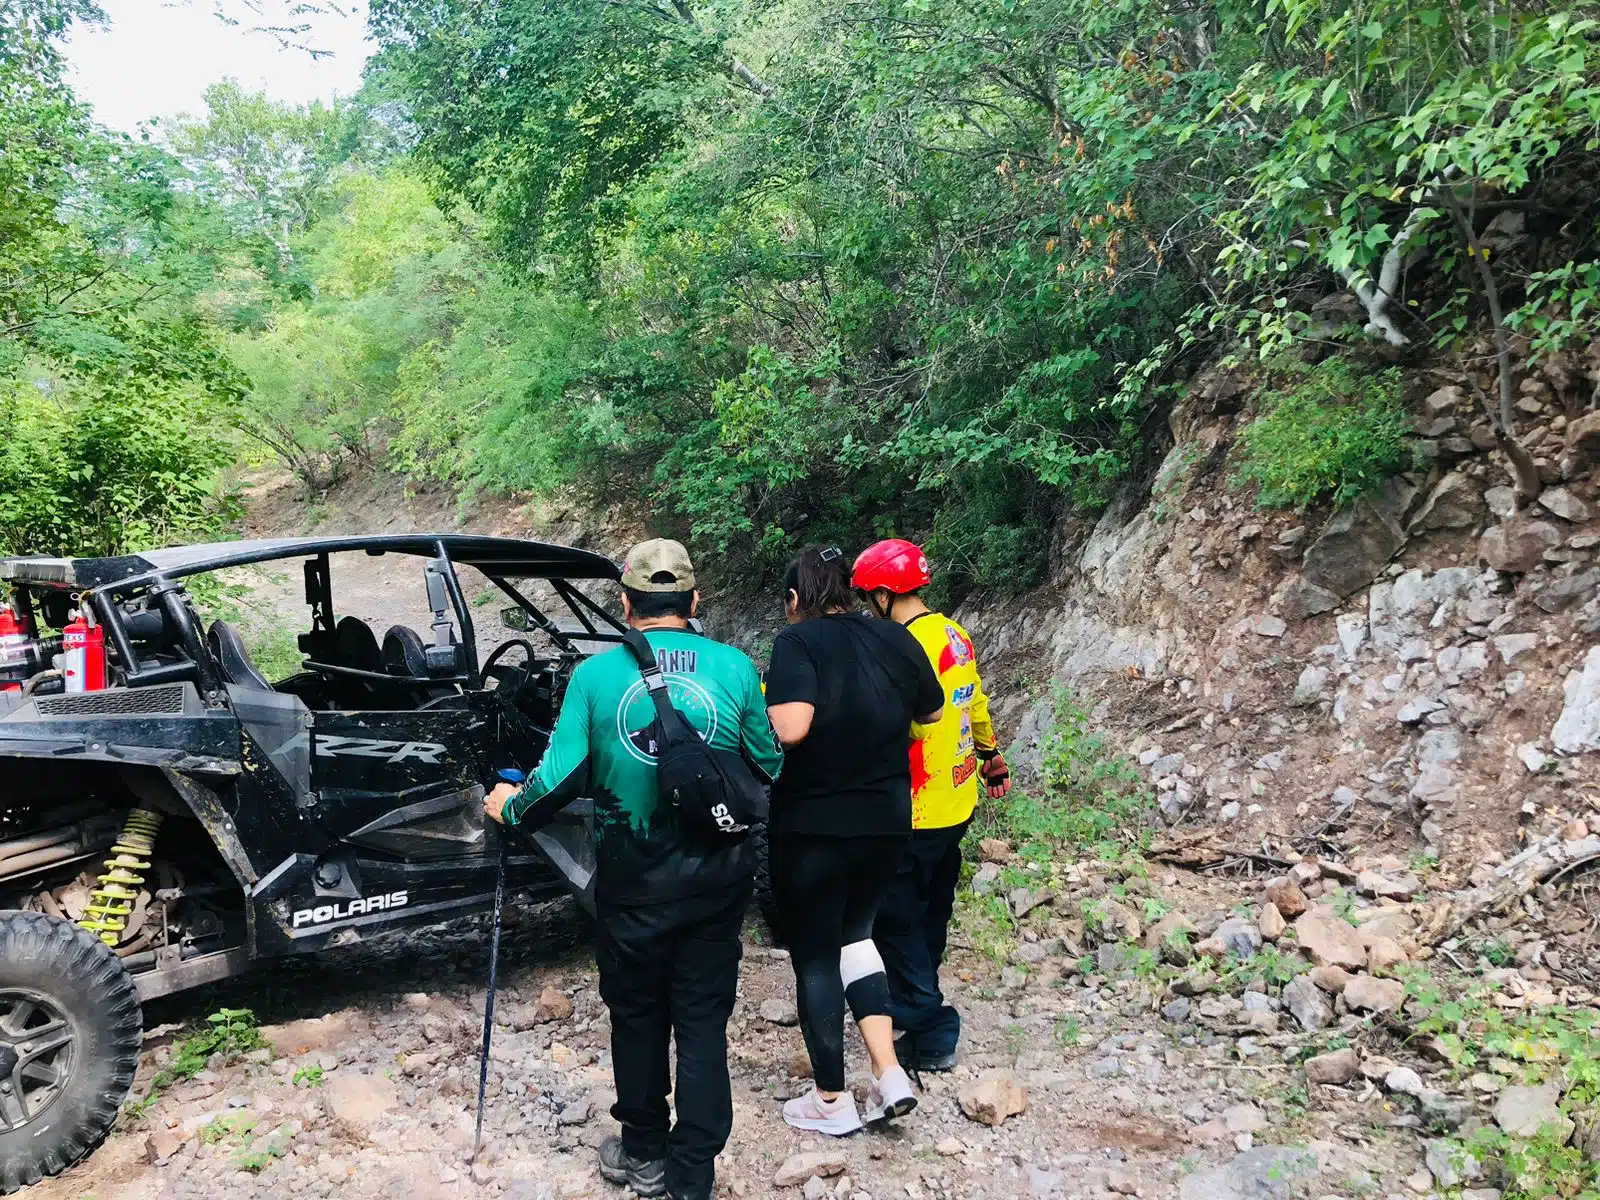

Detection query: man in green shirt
xmin=485 ymin=539 xmax=781 ymax=1200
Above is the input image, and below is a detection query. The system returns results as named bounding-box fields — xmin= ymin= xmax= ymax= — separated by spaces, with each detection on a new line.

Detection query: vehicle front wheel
xmin=0 ymin=911 xmax=141 ymax=1194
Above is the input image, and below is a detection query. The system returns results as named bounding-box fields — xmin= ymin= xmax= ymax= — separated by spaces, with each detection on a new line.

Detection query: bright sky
xmin=66 ymin=1 xmax=373 ymax=133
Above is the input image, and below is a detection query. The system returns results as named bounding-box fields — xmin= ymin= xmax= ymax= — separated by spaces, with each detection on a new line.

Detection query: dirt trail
xmin=29 ymin=872 xmax=1440 ymax=1200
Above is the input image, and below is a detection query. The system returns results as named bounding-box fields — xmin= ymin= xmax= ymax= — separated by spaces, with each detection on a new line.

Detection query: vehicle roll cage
xmin=3 ymin=535 xmax=629 ymax=702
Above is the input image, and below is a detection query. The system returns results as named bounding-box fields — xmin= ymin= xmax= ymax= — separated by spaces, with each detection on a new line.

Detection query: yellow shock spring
xmin=80 ymin=808 xmax=163 ymax=946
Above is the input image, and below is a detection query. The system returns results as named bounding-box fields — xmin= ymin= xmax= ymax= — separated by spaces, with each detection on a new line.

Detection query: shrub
xmin=1232 ymin=360 xmax=1415 ymax=511
xmin=970 ymin=687 xmax=1154 ymax=861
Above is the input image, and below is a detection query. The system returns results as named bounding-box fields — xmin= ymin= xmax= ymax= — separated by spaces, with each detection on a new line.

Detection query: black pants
xmin=872 ymin=819 xmax=969 ymax=1057
xmin=771 ymin=832 xmax=904 ymax=1092
xmin=596 ymin=883 xmax=749 ymax=1200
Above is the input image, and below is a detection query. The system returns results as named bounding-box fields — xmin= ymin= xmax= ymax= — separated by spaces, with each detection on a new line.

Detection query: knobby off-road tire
xmin=750 ymin=823 xmax=784 ymax=948
xmin=0 ymin=911 xmax=142 ymax=1194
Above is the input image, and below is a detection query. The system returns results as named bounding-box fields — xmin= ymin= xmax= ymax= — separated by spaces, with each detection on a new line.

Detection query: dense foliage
xmin=6 ymin=0 xmax=1600 ymax=582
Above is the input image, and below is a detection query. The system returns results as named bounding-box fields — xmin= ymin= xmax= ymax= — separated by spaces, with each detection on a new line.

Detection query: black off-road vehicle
xmin=0 ymin=534 xmax=626 ymax=1191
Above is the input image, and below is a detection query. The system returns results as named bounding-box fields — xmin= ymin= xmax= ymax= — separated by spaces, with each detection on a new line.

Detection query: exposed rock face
xmin=1553 ymin=645 xmax=1600 ymax=754
xmin=1302 ymin=485 xmax=1409 ymax=597
xmin=1408 ymin=471 xmax=1484 ymax=532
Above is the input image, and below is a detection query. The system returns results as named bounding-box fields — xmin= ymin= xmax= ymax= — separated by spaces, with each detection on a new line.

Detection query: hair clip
xmin=819 ymin=547 xmax=842 ymax=563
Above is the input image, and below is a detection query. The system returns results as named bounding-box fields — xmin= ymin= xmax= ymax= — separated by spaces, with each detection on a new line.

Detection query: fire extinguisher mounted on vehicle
xmin=60 ymin=607 xmax=107 ymax=693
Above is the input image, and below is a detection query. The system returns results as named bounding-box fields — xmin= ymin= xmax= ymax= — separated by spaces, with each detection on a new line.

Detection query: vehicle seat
xmin=206 ymin=621 xmax=273 ymax=692
xmin=383 ymin=625 xmax=461 ymax=705
xmin=327 ymin=616 xmax=384 ymax=707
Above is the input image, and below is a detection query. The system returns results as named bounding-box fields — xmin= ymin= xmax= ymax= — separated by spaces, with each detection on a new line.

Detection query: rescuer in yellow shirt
xmin=852 ymin=539 xmax=1010 ymax=1071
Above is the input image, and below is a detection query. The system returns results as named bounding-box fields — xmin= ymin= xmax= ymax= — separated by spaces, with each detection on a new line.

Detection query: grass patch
xmin=126 ymin=1008 xmax=270 ymax=1119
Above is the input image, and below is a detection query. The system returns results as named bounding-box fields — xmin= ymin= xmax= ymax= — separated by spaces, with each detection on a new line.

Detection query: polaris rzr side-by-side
xmin=0 ymin=534 xmax=627 ymax=1192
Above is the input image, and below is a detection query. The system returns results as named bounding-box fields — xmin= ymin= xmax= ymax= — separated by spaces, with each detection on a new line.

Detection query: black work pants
xmin=872 ymin=819 xmax=969 ymax=1057
xmin=596 ymin=882 xmax=749 ymax=1200
xmin=771 ymin=832 xmax=903 ymax=1092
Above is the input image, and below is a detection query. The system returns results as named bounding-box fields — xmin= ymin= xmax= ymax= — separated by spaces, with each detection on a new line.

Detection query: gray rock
xmin=1250 ymin=614 xmax=1287 ymax=638
xmin=1480 ymin=518 xmax=1562 ymax=572
xmin=1539 ymin=486 xmax=1591 ymax=523
xmin=1417 ymin=728 xmax=1461 ymax=765
xmin=1533 ymin=568 xmax=1600 ymax=613
xmin=1275 ymin=576 xmax=1341 ymax=621
xmin=1219 ymin=801 xmax=1241 ymax=822
xmin=1426 ymin=1139 xmax=1484 ymax=1188
xmin=1215 ymin=917 xmax=1263 ymax=959
xmin=1176 ymin=1146 xmax=1320 ymax=1200
xmin=1398 ymin=696 xmax=1445 ymax=724
xmin=1291 ymin=666 xmax=1328 ymax=706
xmin=1281 ymin=975 xmax=1330 ymax=1032
xmin=1553 ymin=645 xmax=1600 ymax=754
xmin=1410 ymin=471 xmax=1485 ymax=532
xmin=1494 ymin=633 xmax=1540 ymax=664
xmin=1384 ymin=1066 xmax=1425 ymax=1096
xmin=1419 ymin=1089 xmax=1472 ymax=1131
xmin=760 ymin=998 xmax=800 ymax=1026
xmin=1493 ymin=1082 xmax=1575 ymax=1140
xmin=1485 ymin=485 xmax=1517 ymax=519
xmin=1302 ymin=486 xmax=1409 ymax=597
xmin=1161 ymin=998 xmax=1192 ymax=1025
xmin=972 ymin=862 xmax=1002 ymax=895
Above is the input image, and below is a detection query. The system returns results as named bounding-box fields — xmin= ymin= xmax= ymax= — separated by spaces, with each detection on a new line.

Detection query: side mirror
xmin=500 ymin=606 xmax=531 ymax=632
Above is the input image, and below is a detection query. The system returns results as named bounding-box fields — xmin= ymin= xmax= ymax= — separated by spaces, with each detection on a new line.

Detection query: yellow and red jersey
xmin=905 ymin=612 xmax=996 ymax=829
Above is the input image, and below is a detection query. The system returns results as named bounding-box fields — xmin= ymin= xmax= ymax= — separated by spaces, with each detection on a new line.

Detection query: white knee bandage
xmin=840 ymin=939 xmax=885 ymax=987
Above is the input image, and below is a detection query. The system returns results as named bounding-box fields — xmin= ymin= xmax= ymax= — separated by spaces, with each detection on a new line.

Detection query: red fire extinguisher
xmin=62 ymin=612 xmax=106 ymax=693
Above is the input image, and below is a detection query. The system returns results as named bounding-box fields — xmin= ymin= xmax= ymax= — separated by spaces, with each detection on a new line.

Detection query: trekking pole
xmin=474 ymin=768 xmax=522 ymax=1163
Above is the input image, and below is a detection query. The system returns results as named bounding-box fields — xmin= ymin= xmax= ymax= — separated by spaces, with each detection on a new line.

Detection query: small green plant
xmin=1004 ymin=1023 xmax=1027 ymax=1058
xmin=144 ymin=1008 xmax=269 ymax=1099
xmin=1325 ymin=887 xmax=1360 ymax=926
xmin=968 ymin=687 xmax=1154 ymax=861
xmin=1232 ymin=359 xmax=1414 ymax=511
xmin=1054 ymin=1014 xmax=1083 ymax=1048
xmin=1141 ymin=897 xmax=1171 ymax=922
xmin=201 ymin=1115 xmax=256 ymax=1145
xmin=291 ymin=1065 xmax=325 ymax=1088
xmin=1480 ymin=937 xmax=1516 ymax=967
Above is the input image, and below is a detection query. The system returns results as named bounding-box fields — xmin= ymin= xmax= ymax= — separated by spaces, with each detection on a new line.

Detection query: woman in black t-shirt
xmin=764 ymin=546 xmax=944 ymax=1136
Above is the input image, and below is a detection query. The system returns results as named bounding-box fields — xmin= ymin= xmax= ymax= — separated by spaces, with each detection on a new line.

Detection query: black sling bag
xmin=622 ymin=629 xmax=768 ymax=838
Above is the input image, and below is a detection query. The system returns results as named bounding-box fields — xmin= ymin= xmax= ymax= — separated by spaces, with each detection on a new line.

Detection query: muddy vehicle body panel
xmin=0 ymin=534 xmax=621 ymax=1001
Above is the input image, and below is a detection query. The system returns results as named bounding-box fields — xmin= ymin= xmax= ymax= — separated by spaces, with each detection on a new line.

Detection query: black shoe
xmin=598 ymin=1136 xmax=666 ymax=1197
xmin=895 ymin=1031 xmax=956 ymax=1072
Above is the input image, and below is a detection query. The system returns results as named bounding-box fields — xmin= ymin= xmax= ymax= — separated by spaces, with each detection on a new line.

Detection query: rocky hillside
xmin=956 ymin=357 xmax=1599 ymax=896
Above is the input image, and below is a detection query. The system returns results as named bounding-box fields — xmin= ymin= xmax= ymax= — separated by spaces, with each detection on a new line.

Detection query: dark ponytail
xmin=783 ymin=545 xmax=855 ymax=619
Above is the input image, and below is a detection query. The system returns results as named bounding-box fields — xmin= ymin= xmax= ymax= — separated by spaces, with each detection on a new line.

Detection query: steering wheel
xmin=480 ymin=639 xmax=537 ymax=705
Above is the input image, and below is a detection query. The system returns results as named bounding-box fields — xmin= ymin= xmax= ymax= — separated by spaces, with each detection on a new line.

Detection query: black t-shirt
xmin=765 ymin=612 xmax=944 ymax=837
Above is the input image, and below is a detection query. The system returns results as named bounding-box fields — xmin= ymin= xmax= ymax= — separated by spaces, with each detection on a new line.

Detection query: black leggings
xmin=771 ymin=832 xmax=905 ymax=1092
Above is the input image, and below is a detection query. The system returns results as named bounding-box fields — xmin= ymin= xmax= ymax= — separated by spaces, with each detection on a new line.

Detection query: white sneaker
xmin=863 ymin=1065 xmax=918 ymax=1123
xmin=782 ymin=1087 xmax=863 ymax=1136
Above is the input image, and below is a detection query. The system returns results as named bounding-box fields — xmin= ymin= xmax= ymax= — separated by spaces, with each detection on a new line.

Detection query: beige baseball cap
xmin=621 ymin=538 xmax=696 ymax=592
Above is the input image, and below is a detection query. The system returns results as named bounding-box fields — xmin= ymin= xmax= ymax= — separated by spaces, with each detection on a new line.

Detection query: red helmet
xmin=852 ymin=538 xmax=931 ymax=594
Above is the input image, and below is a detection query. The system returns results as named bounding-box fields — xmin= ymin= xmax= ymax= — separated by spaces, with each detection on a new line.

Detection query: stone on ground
xmin=1343 ymin=975 xmax=1406 ymax=1014
xmin=1281 ymin=975 xmax=1330 ymax=1032
xmin=760 ymin=997 xmax=800 ymax=1026
xmin=1293 ymin=912 xmax=1367 ymax=970
xmin=1176 ymin=1145 xmax=1320 ymax=1200
xmin=774 ymin=1150 xmax=848 ymax=1188
xmin=958 ymin=1069 xmax=1029 ymax=1127
xmin=1263 ymin=876 xmax=1307 ymax=918
xmin=533 ymin=983 xmax=574 ymax=1023
xmin=1493 ymin=1082 xmax=1575 ymax=1140
xmin=1304 ymin=1048 xmax=1358 ymax=1085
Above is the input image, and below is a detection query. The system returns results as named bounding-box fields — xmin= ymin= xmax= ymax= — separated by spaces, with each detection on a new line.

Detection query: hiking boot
xmin=894 ymin=1032 xmax=957 ymax=1073
xmin=598 ymin=1136 xmax=666 ymax=1197
xmin=863 ymin=1064 xmax=918 ymax=1123
xmin=781 ymin=1087 xmax=862 ymax=1136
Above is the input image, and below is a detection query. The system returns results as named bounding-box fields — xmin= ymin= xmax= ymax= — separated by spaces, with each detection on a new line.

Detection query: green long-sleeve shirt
xmin=505 ymin=630 xmax=782 ymax=893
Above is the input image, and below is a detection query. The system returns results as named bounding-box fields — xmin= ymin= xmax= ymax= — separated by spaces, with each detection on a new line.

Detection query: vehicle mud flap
xmin=525 ymin=799 xmax=596 ymax=917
